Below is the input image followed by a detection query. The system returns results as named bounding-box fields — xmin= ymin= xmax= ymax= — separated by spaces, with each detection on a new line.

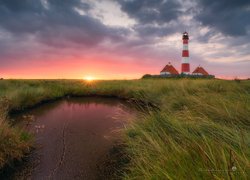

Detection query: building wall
xmin=193 ymin=73 xmax=203 ymax=75
xmin=160 ymin=72 xmax=170 ymax=75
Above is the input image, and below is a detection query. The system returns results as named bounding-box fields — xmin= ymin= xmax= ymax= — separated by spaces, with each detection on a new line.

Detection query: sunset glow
xmin=84 ymin=76 xmax=95 ymax=82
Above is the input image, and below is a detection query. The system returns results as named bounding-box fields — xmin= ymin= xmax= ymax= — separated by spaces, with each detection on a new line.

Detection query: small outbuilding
xmin=160 ymin=62 xmax=179 ymax=75
xmin=192 ymin=66 xmax=209 ymax=76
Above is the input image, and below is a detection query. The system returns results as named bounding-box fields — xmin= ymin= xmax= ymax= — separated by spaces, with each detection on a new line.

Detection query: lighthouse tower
xmin=181 ymin=32 xmax=190 ymax=74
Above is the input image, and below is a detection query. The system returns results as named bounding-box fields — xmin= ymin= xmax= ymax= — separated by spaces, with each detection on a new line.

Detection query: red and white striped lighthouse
xmin=181 ymin=32 xmax=190 ymax=74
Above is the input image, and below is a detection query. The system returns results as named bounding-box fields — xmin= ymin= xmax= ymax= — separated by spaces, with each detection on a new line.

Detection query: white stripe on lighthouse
xmin=182 ymin=57 xmax=189 ymax=63
xmin=183 ymin=44 xmax=188 ymax=50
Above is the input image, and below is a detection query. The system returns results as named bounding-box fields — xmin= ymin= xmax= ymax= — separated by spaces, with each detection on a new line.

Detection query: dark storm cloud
xmin=117 ymin=0 xmax=183 ymax=37
xmin=0 ymin=0 xmax=43 ymax=12
xmin=1 ymin=0 xmax=249 ymax=45
xmin=117 ymin=0 xmax=250 ymax=38
xmin=133 ymin=24 xmax=181 ymax=38
xmin=0 ymin=0 xmax=127 ymax=48
xmin=195 ymin=0 xmax=250 ymax=36
xmin=118 ymin=0 xmax=182 ymax=24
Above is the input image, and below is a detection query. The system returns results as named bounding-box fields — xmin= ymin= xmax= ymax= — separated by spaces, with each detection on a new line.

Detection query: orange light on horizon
xmin=83 ymin=76 xmax=95 ymax=82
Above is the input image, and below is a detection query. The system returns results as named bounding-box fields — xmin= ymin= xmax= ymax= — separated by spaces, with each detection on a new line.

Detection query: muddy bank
xmin=3 ymin=97 xmax=136 ymax=180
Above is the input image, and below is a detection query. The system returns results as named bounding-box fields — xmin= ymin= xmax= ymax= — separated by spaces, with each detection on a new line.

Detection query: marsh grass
xmin=0 ymin=79 xmax=249 ymax=179
xmin=0 ymin=97 xmax=32 ymax=169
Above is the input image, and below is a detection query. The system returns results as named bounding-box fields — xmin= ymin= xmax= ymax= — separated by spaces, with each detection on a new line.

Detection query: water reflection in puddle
xmin=11 ymin=97 xmax=136 ymax=180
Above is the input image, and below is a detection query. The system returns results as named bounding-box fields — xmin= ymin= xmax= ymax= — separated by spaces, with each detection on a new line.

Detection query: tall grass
xmin=0 ymin=97 xmax=31 ymax=169
xmin=124 ymin=79 xmax=250 ymax=179
xmin=0 ymin=79 xmax=249 ymax=179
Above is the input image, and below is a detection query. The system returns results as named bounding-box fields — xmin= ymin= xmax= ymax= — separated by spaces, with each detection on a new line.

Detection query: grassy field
xmin=0 ymin=79 xmax=249 ymax=179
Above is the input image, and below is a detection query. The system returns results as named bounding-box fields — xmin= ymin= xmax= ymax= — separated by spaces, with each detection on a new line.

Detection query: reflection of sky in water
xmin=12 ymin=97 xmax=137 ymax=179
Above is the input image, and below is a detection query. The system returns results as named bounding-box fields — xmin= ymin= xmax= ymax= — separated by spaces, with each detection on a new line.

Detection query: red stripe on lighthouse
xmin=183 ymin=39 xmax=188 ymax=44
xmin=182 ymin=50 xmax=189 ymax=57
xmin=181 ymin=63 xmax=190 ymax=72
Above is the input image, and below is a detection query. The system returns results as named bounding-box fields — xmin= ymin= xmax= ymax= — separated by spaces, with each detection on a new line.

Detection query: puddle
xmin=8 ymin=97 xmax=136 ymax=180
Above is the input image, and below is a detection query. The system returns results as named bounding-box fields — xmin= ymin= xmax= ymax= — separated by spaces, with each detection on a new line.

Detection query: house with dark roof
xmin=160 ymin=62 xmax=179 ymax=75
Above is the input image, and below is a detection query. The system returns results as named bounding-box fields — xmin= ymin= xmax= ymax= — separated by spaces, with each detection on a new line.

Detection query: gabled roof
xmin=161 ymin=62 xmax=179 ymax=75
xmin=192 ymin=66 xmax=209 ymax=75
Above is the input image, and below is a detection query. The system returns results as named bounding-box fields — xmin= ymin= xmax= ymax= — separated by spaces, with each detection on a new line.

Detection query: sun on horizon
xmin=83 ymin=76 xmax=95 ymax=82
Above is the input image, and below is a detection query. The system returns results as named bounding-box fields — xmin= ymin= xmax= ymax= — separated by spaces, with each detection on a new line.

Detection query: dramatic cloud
xmin=0 ymin=0 xmax=249 ymax=79
xmin=0 ymin=0 xmax=127 ymax=46
xmin=195 ymin=0 xmax=250 ymax=36
xmin=118 ymin=0 xmax=182 ymax=24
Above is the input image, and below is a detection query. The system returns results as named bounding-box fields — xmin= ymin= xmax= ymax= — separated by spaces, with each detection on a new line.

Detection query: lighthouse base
xmin=181 ymin=63 xmax=190 ymax=74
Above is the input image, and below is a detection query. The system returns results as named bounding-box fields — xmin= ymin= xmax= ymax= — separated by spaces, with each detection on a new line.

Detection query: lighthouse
xmin=181 ymin=32 xmax=190 ymax=74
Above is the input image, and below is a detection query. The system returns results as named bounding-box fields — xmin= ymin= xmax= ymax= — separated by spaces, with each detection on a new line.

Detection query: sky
xmin=0 ymin=0 xmax=250 ymax=79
